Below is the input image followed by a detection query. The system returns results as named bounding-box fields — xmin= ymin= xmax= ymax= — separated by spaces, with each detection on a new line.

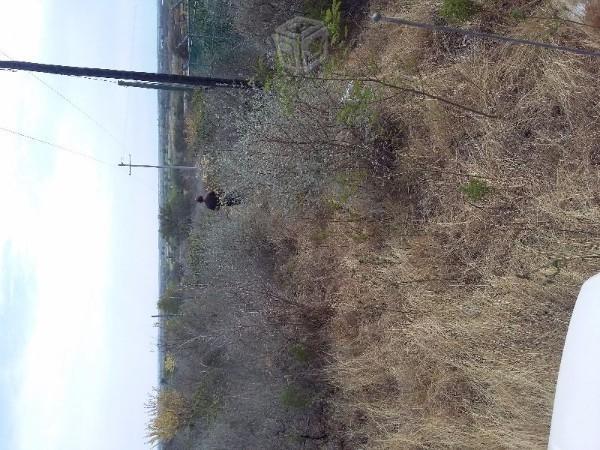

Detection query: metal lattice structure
xmin=186 ymin=0 xmax=243 ymax=76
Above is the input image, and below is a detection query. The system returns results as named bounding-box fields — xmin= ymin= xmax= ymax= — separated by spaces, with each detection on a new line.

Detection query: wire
xmin=0 ymin=49 xmax=124 ymax=147
xmin=0 ymin=125 xmax=112 ymax=165
xmin=371 ymin=13 xmax=600 ymax=58
xmin=0 ymin=46 xmax=157 ymax=190
xmin=0 ymin=125 xmax=160 ymax=192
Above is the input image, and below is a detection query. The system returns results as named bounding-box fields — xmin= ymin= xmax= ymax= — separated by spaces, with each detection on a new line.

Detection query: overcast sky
xmin=0 ymin=1 xmax=159 ymax=449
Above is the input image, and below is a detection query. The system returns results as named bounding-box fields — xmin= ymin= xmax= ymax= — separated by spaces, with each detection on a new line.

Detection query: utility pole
xmin=119 ymin=154 xmax=198 ymax=175
xmin=0 ymin=60 xmax=258 ymax=89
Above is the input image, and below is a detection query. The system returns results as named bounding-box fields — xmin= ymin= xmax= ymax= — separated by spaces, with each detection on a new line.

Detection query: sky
xmin=0 ymin=1 xmax=160 ymax=449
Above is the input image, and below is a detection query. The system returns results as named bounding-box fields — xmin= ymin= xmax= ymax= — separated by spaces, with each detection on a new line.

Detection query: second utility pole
xmin=119 ymin=155 xmax=198 ymax=175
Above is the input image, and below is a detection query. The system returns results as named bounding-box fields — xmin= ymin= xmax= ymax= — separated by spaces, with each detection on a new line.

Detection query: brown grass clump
xmin=586 ymin=0 xmax=600 ymax=27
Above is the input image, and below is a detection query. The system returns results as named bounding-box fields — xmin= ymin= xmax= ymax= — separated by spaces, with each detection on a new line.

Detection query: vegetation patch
xmin=324 ymin=0 xmax=347 ymax=46
xmin=184 ymin=91 xmax=206 ymax=151
xmin=158 ymin=283 xmax=183 ymax=315
xmin=281 ymin=385 xmax=313 ymax=409
xmin=146 ymin=389 xmax=189 ymax=445
xmin=460 ymin=178 xmax=491 ymax=201
xmin=190 ymin=381 xmax=222 ymax=424
xmin=440 ymin=0 xmax=478 ymax=22
xmin=290 ymin=343 xmax=313 ymax=363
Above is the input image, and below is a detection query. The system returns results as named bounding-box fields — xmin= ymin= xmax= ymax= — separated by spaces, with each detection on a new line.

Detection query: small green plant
xmin=460 ymin=178 xmax=491 ymax=201
xmin=550 ymin=258 xmax=564 ymax=276
xmin=191 ymin=382 xmax=221 ymax=423
xmin=264 ymin=56 xmax=298 ymax=115
xmin=510 ymin=8 xmax=526 ymax=21
xmin=281 ymin=385 xmax=312 ymax=409
xmin=334 ymin=170 xmax=367 ymax=199
xmin=337 ymin=81 xmax=377 ymax=127
xmin=440 ymin=0 xmax=477 ymax=22
xmin=252 ymin=56 xmax=275 ymax=87
xmin=325 ymin=197 xmax=345 ymax=212
xmin=308 ymin=36 xmax=326 ymax=58
xmin=323 ymin=0 xmax=347 ymax=46
xmin=290 ymin=343 xmax=312 ymax=363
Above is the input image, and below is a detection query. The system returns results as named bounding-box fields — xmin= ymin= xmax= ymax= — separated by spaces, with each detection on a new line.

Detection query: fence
xmin=186 ymin=0 xmax=243 ymax=76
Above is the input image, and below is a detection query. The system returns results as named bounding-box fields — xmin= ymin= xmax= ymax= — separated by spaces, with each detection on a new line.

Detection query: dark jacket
xmin=203 ymin=191 xmax=220 ymax=210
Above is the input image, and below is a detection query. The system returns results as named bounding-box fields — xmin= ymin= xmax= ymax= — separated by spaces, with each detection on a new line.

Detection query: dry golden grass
xmin=146 ymin=388 xmax=189 ymax=446
xmin=276 ymin=2 xmax=600 ymax=448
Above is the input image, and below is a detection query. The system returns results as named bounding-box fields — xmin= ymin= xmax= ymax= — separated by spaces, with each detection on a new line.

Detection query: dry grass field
xmin=310 ymin=1 xmax=600 ymax=447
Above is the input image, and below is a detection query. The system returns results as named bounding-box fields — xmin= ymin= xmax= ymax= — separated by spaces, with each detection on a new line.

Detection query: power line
xmin=0 ymin=49 xmax=124 ymax=147
xmin=0 ymin=125 xmax=160 ymax=191
xmin=0 ymin=48 xmax=158 ymax=190
xmin=0 ymin=125 xmax=112 ymax=165
xmin=371 ymin=13 xmax=600 ymax=58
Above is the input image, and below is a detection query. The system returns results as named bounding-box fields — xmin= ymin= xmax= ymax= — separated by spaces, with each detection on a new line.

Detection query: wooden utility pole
xmin=0 ymin=60 xmax=258 ymax=89
xmin=119 ymin=154 xmax=198 ymax=175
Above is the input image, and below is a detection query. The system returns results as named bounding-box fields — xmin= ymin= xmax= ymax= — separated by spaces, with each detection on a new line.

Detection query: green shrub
xmin=323 ymin=0 xmax=347 ymax=45
xmin=281 ymin=385 xmax=312 ymax=408
xmin=159 ymin=190 xmax=191 ymax=240
xmin=440 ymin=0 xmax=477 ymax=22
xmin=252 ymin=56 xmax=274 ymax=87
xmin=510 ymin=8 xmax=526 ymax=21
xmin=264 ymin=57 xmax=299 ymax=115
xmin=460 ymin=178 xmax=491 ymax=201
xmin=337 ymin=81 xmax=377 ymax=127
xmin=290 ymin=344 xmax=312 ymax=363
xmin=191 ymin=382 xmax=221 ymax=423
xmin=158 ymin=284 xmax=183 ymax=315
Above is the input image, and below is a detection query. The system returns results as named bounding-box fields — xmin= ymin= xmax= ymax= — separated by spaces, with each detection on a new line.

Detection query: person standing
xmin=196 ymin=191 xmax=241 ymax=210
